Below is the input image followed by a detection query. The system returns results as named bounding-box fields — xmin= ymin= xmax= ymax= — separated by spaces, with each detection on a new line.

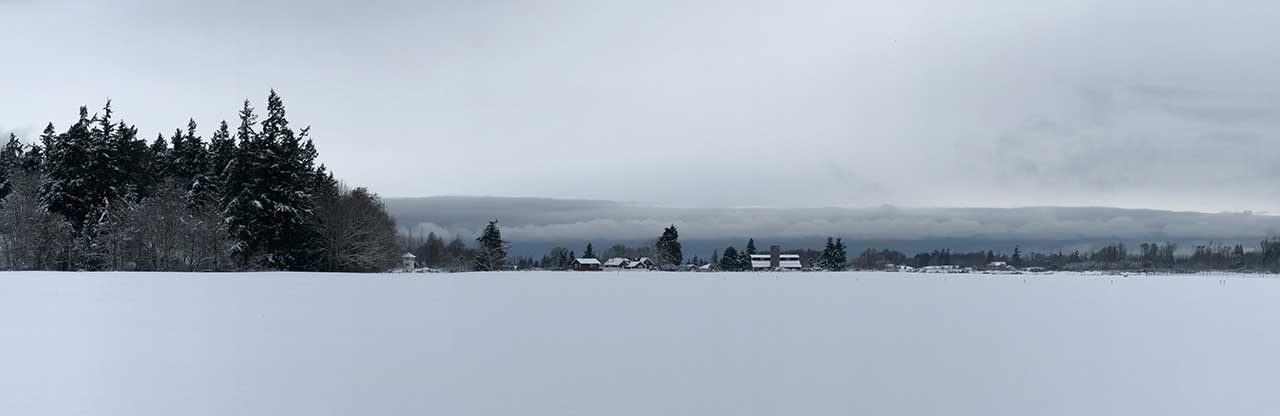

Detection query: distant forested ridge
xmin=0 ymin=91 xmax=399 ymax=272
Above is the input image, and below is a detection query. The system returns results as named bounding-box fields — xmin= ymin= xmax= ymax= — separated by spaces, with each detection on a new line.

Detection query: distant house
xmin=603 ymin=258 xmax=630 ymax=269
xmin=749 ymin=254 xmax=772 ymax=269
xmin=922 ymin=265 xmax=968 ymax=273
xmin=573 ymin=258 xmax=602 ymax=271
xmin=750 ymin=246 xmax=803 ymax=270
xmin=400 ymin=253 xmax=417 ymax=272
xmin=625 ymin=257 xmax=656 ymax=270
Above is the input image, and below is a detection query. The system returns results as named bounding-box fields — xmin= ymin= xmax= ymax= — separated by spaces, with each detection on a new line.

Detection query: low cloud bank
xmin=386 ymin=197 xmax=1280 ymax=244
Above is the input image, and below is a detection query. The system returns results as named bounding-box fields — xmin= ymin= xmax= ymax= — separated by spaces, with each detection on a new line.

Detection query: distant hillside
xmin=384 ymin=196 xmax=1280 ymax=258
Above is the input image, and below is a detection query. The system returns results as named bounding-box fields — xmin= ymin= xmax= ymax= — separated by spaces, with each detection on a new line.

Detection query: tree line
xmin=407 ymin=223 xmax=857 ymax=272
xmin=0 ymin=92 xmax=400 ymax=272
xmin=405 ymin=219 xmax=1280 ymax=273
xmin=853 ymin=240 xmax=1280 ymax=272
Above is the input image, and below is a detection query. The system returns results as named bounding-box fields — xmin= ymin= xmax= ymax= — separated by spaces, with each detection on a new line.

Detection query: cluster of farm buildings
xmin=570 ymin=246 xmax=804 ymax=272
xmin=397 ymin=245 xmax=805 ymax=272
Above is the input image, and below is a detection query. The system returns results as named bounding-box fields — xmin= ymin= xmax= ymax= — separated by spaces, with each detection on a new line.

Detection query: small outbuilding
xmin=573 ymin=258 xmax=603 ymax=271
xmin=400 ymin=252 xmax=417 ymax=272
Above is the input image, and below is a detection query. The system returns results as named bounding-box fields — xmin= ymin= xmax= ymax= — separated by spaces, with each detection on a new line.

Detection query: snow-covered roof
xmin=401 ymin=252 xmax=416 ymax=258
xmin=625 ymin=258 xmax=655 ymax=268
xmin=575 ymin=258 xmax=602 ymax=265
xmin=752 ymin=257 xmax=803 ymax=269
xmin=603 ymin=258 xmax=629 ymax=267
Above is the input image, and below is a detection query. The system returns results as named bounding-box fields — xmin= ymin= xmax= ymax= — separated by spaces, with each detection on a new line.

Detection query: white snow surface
xmin=2 ymin=271 xmax=1279 ymax=415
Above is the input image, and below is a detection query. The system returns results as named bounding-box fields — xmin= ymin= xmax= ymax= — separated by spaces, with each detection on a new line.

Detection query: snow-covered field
xmin=3 ymin=271 xmax=1279 ymax=415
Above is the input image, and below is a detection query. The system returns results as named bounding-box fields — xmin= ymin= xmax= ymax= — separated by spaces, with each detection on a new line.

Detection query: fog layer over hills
xmin=386 ymin=196 xmax=1280 ymax=258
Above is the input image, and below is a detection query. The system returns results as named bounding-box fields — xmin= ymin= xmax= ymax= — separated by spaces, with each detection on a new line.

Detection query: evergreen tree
xmin=816 ymin=237 xmax=847 ymax=270
xmin=655 ymin=225 xmax=682 ymax=266
xmin=1011 ymin=245 xmax=1023 ymax=268
xmin=108 ymin=119 xmax=150 ymax=200
xmin=831 ymin=238 xmax=847 ymax=271
xmin=446 ymin=236 xmax=469 ymax=269
xmin=40 ymin=106 xmax=96 ymax=231
xmin=19 ymin=142 xmax=43 ymax=173
xmin=221 ymin=100 xmax=263 ymax=266
xmin=206 ymin=121 xmax=235 ymax=182
xmin=414 ymin=231 xmax=447 ymax=266
xmin=0 ymin=133 xmax=20 ymax=201
xmin=583 ymin=242 xmax=596 ymax=259
xmin=540 ymin=247 xmax=574 ymax=270
xmin=719 ymin=246 xmax=740 ymax=271
xmin=148 ymin=133 xmax=170 ymax=187
xmin=221 ymin=92 xmax=321 ymax=269
xmin=170 ymin=119 xmax=209 ymax=191
xmin=746 ymin=238 xmax=757 ymax=255
xmin=473 ymin=220 xmax=508 ymax=271
xmin=817 ymin=237 xmax=835 ymax=270
xmin=191 ymin=121 xmax=233 ymax=208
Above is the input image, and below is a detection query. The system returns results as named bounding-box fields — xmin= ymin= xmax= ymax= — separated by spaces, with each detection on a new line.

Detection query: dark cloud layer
xmin=387 ymin=197 xmax=1280 ymax=256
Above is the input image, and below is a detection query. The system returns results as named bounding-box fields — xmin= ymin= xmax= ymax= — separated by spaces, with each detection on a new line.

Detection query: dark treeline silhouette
xmin=0 ymin=92 xmax=399 ymax=272
xmin=853 ymin=239 xmax=1280 ymax=272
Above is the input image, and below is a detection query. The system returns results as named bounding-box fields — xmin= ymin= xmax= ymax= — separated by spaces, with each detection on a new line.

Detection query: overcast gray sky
xmin=3 ymin=0 xmax=1279 ymax=212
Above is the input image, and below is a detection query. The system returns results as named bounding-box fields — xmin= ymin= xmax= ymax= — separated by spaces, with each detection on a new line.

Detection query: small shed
xmin=573 ymin=258 xmax=602 ymax=271
xmin=400 ymin=252 xmax=417 ymax=272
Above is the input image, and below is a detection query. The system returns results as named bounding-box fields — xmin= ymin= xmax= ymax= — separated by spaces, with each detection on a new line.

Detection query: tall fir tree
xmin=148 ymin=133 xmax=170 ymax=185
xmin=170 ymin=119 xmax=209 ymax=192
xmin=221 ymin=92 xmax=323 ymax=269
xmin=40 ymin=106 xmax=96 ymax=231
xmin=191 ymin=120 xmax=234 ymax=208
xmin=830 ymin=238 xmax=847 ymax=271
xmin=108 ymin=117 xmax=152 ymax=202
xmin=817 ymin=237 xmax=837 ymax=270
xmin=655 ymin=225 xmax=682 ymax=266
xmin=221 ymin=99 xmax=264 ymax=267
xmin=0 ymin=133 xmax=20 ymax=201
xmin=583 ymin=242 xmax=596 ymax=259
xmin=746 ymin=238 xmax=757 ymax=255
xmin=473 ymin=220 xmax=508 ymax=271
